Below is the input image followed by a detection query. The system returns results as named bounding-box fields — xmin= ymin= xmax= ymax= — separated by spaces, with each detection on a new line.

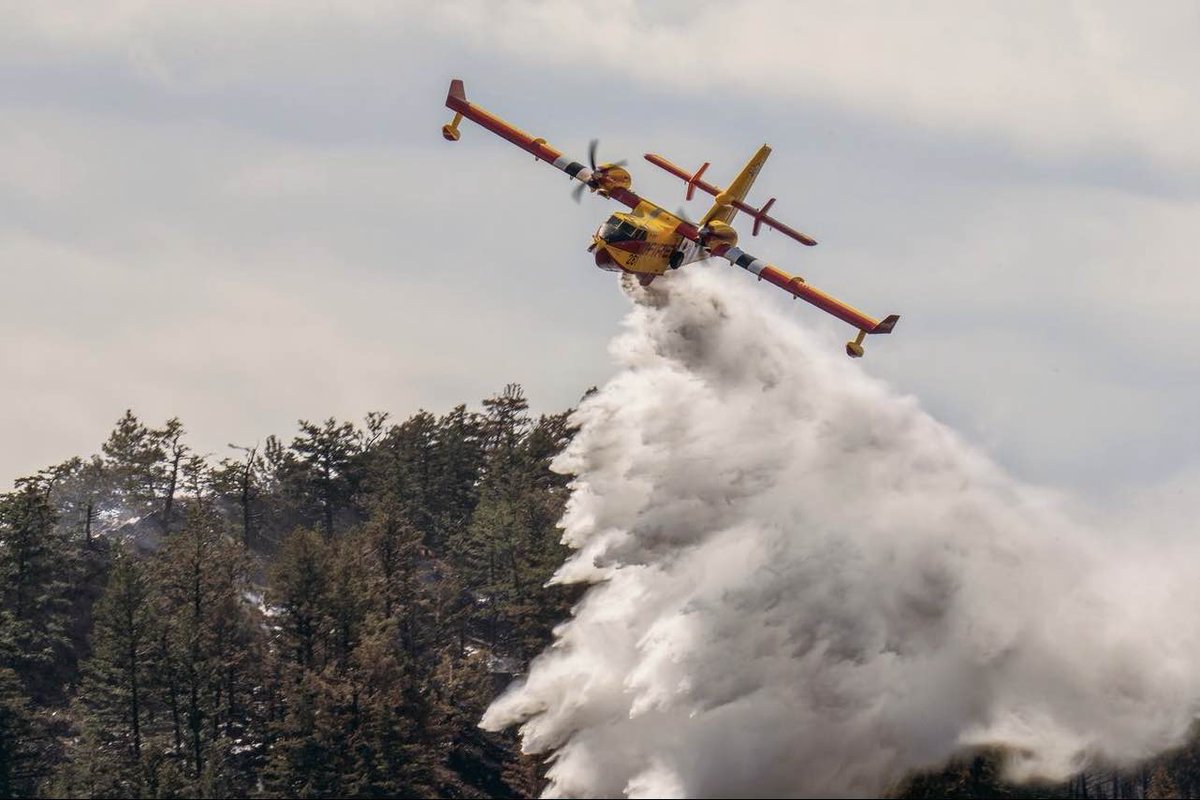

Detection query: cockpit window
xmin=599 ymin=216 xmax=622 ymax=241
xmin=599 ymin=216 xmax=643 ymax=243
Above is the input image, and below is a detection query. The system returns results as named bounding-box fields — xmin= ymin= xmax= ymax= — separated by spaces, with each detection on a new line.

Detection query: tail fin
xmin=446 ymin=78 xmax=467 ymax=107
xmin=700 ymin=144 xmax=771 ymax=227
xmin=872 ymin=314 xmax=900 ymax=335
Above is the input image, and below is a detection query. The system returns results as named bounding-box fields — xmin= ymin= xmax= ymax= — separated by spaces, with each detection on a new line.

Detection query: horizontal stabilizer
xmin=644 ymin=153 xmax=817 ymax=246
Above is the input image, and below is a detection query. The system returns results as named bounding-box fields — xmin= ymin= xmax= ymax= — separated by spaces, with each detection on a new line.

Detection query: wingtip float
xmin=441 ymin=78 xmax=899 ymax=358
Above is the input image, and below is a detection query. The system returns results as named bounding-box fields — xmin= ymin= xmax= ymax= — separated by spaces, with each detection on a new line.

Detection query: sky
xmin=2 ymin=0 xmax=1199 ymax=502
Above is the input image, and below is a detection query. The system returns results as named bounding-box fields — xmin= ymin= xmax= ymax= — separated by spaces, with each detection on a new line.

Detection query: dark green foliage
xmin=210 ymin=444 xmax=261 ymax=549
xmin=891 ymin=749 xmax=1070 ymax=799
xmin=59 ymin=551 xmax=158 ymax=797
xmin=152 ymin=506 xmax=265 ymax=791
xmin=0 ymin=478 xmax=77 ymax=704
xmin=367 ymin=406 xmax=485 ymax=552
xmin=100 ymin=410 xmax=167 ymax=517
xmin=268 ymin=529 xmax=333 ymax=673
xmin=0 ymin=667 xmax=38 ymax=798
xmin=287 ymin=418 xmax=364 ymax=539
xmin=0 ymin=390 xmax=577 ymax=798
xmin=452 ymin=386 xmax=579 ymax=660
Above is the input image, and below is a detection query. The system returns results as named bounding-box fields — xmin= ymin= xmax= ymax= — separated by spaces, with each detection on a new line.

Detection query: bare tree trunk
xmin=241 ymin=458 xmax=253 ymax=548
xmin=162 ymin=447 xmax=182 ymax=533
xmin=127 ymin=599 xmax=142 ymax=762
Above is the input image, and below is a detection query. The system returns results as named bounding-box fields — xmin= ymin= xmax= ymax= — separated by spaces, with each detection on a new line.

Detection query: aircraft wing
xmin=708 ymin=241 xmax=898 ymax=357
xmin=443 ymin=79 xmax=642 ymax=210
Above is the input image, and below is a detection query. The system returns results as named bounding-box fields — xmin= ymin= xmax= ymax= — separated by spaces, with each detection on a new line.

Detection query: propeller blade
xmin=588 ymin=139 xmax=599 ymax=170
xmin=571 ymin=181 xmax=587 ymax=203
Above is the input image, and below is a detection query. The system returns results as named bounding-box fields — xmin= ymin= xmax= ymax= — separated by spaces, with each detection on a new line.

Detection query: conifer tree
xmin=287 ymin=418 xmax=363 ymax=539
xmin=455 ymin=388 xmax=575 ymax=659
xmin=0 ymin=478 xmax=76 ymax=703
xmin=1148 ymin=763 xmax=1180 ymax=799
xmin=101 ymin=411 xmax=167 ymax=519
xmin=370 ymin=411 xmax=439 ymax=543
xmin=43 ymin=456 xmax=108 ymax=546
xmin=156 ymin=417 xmax=188 ymax=533
xmin=211 ymin=444 xmax=260 ymax=549
xmin=66 ymin=551 xmax=158 ymax=796
xmin=268 ymin=529 xmax=332 ymax=673
xmin=343 ymin=621 xmax=444 ymax=798
xmin=153 ymin=505 xmax=263 ymax=792
xmin=263 ymin=667 xmax=354 ymax=798
xmin=0 ymin=667 xmax=37 ymax=798
xmin=431 ymin=405 xmax=485 ymax=549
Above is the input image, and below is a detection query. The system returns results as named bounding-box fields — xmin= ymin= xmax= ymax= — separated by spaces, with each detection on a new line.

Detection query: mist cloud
xmin=483 ymin=266 xmax=1200 ymax=797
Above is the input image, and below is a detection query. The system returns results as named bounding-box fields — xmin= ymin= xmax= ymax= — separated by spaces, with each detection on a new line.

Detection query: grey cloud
xmin=2 ymin=1 xmax=1199 ymax=500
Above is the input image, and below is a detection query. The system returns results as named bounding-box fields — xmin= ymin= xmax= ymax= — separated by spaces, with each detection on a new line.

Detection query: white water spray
xmin=482 ymin=266 xmax=1200 ymax=798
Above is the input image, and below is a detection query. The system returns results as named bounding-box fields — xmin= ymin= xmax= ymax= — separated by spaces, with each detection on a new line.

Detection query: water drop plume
xmin=482 ymin=266 xmax=1200 ymax=798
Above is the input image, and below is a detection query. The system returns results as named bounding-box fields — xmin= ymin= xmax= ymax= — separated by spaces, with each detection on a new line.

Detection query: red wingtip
xmin=872 ymin=314 xmax=900 ymax=335
xmin=446 ymin=78 xmax=467 ymax=109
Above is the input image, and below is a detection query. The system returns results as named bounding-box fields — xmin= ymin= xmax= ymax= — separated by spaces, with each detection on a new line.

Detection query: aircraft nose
xmin=594 ymin=246 xmax=614 ymax=268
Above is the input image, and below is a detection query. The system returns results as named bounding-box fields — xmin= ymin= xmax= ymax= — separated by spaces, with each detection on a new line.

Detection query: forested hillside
xmin=0 ymin=384 xmax=576 ymax=798
xmin=2 ymin=383 xmax=1199 ymax=799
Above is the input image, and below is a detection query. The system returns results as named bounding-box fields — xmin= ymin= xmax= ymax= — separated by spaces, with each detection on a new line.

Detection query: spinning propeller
xmin=572 ymin=139 xmax=628 ymax=202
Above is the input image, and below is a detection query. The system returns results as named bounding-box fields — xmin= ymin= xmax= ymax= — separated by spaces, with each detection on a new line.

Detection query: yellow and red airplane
xmin=441 ymin=79 xmax=898 ymax=358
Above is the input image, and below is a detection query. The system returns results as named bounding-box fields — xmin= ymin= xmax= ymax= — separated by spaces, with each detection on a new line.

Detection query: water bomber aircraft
xmin=440 ymin=79 xmax=899 ymax=357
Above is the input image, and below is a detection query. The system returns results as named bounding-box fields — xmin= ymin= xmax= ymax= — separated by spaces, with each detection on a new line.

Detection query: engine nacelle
xmin=596 ymin=164 xmax=632 ymax=193
xmin=701 ymin=219 xmax=738 ymax=248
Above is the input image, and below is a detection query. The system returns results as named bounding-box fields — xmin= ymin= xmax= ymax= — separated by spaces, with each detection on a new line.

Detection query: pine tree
xmin=39 ymin=456 xmax=105 ymax=545
xmin=360 ymin=507 xmax=428 ymax=647
xmin=289 ymin=418 xmax=362 ymax=539
xmin=343 ymin=621 xmax=442 ymax=798
xmin=263 ymin=666 xmax=356 ymax=798
xmin=101 ymin=411 xmax=167 ymax=519
xmin=453 ymin=388 xmax=575 ymax=660
xmin=1147 ymin=763 xmax=1180 ymax=799
xmin=510 ymin=412 xmax=577 ymax=658
xmin=64 ymin=551 xmax=158 ymax=796
xmin=0 ymin=667 xmax=37 ymax=798
xmin=211 ymin=444 xmax=261 ymax=549
xmin=327 ymin=533 xmax=372 ymax=670
xmin=370 ymin=411 xmax=439 ymax=544
xmin=0 ymin=478 xmax=77 ymax=703
xmin=431 ymin=405 xmax=485 ymax=549
xmin=155 ymin=417 xmax=189 ymax=533
xmin=268 ymin=529 xmax=333 ymax=673
xmin=153 ymin=505 xmax=263 ymax=792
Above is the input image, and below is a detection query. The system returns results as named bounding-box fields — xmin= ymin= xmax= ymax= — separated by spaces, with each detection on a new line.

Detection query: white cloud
xmin=14 ymin=0 xmax=1200 ymax=174
xmin=421 ymin=0 xmax=1200 ymax=171
xmin=2 ymin=0 xmax=1198 ymax=497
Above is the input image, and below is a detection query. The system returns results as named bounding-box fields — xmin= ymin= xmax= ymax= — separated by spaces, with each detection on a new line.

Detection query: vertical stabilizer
xmin=700 ymin=144 xmax=771 ymax=227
